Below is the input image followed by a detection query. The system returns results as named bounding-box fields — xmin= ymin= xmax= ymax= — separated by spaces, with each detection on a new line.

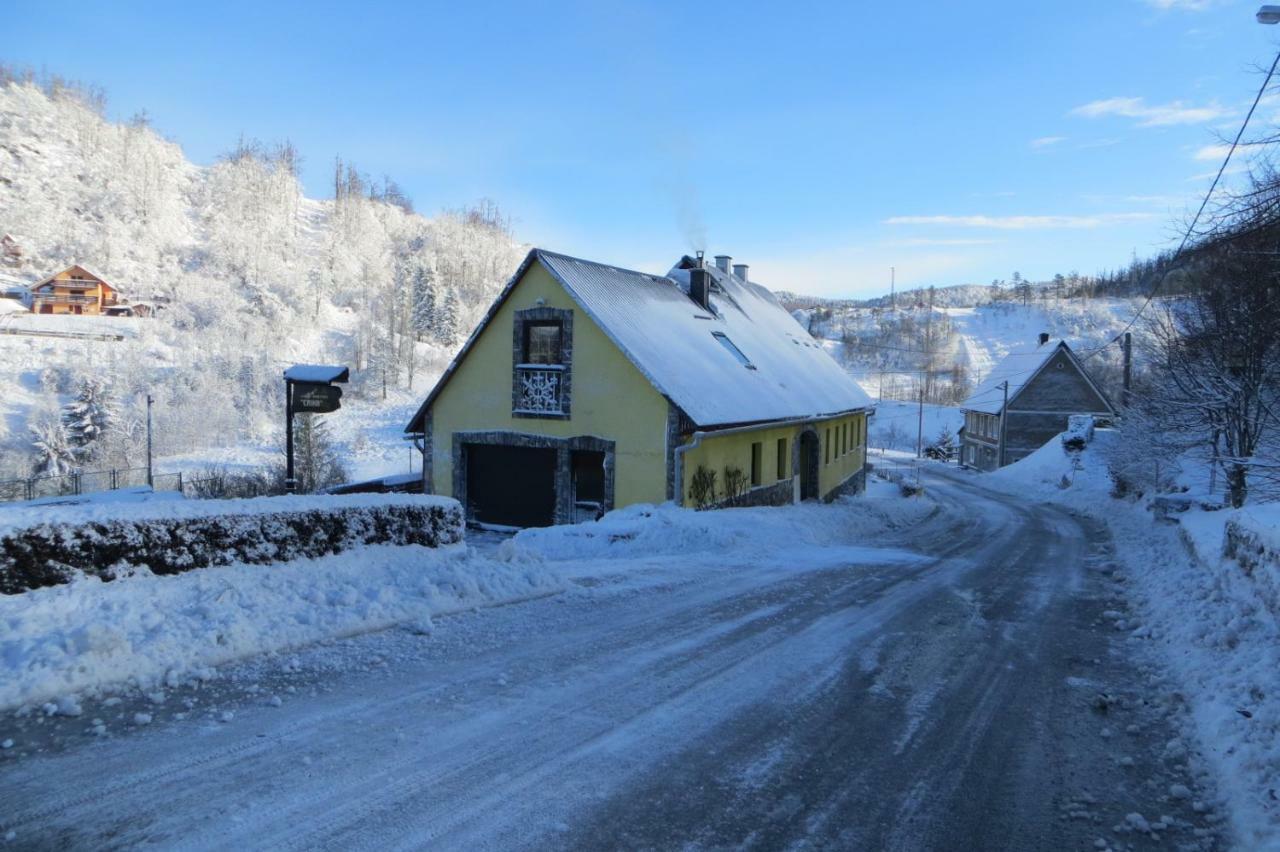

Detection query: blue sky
xmin=5 ymin=0 xmax=1278 ymax=296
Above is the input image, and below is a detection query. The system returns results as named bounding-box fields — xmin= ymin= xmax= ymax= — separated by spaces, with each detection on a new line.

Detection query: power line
xmin=1082 ymin=48 xmax=1280 ymax=361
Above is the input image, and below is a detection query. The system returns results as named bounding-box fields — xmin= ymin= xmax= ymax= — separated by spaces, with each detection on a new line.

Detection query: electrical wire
xmin=1081 ymin=48 xmax=1280 ymax=361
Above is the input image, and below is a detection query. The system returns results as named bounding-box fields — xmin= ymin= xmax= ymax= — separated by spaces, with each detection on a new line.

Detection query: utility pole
xmin=916 ymin=385 xmax=925 ymax=459
xmin=285 ymin=381 xmax=296 ymax=493
xmin=146 ymin=394 xmax=153 ymax=488
xmin=1122 ymin=332 xmax=1132 ymax=408
xmin=998 ymin=380 xmax=1009 ymax=468
xmin=924 ymin=285 xmax=935 ymax=403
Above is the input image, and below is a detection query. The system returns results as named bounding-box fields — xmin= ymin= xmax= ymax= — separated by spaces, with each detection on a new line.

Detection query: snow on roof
xmin=961 ymin=340 xmax=1070 ymax=413
xmin=409 ymin=249 xmax=870 ymax=431
xmin=32 ymin=264 xmax=117 ymax=291
xmin=283 ymin=364 xmax=350 ymax=383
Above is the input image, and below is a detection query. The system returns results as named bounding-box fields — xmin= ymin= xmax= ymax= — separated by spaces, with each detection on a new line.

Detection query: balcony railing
xmin=32 ymin=294 xmax=98 ymax=305
xmin=514 ymin=364 xmax=565 ymax=415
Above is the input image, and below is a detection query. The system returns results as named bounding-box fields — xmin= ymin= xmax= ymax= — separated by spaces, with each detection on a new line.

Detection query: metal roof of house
xmin=406 ymin=248 xmax=871 ymax=433
xmin=961 ymin=340 xmax=1113 ymax=414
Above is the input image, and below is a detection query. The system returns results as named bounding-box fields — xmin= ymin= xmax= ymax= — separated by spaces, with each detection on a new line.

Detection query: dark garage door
xmin=464 ymin=444 xmax=557 ymax=528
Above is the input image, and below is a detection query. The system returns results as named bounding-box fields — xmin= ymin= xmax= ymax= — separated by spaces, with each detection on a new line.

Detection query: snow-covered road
xmin=0 ymin=471 xmax=1221 ymax=850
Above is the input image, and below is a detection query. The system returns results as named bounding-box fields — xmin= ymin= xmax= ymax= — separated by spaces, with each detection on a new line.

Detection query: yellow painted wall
xmin=678 ymin=411 xmax=868 ymax=504
xmin=817 ymin=412 xmax=868 ymax=497
xmin=427 ymin=263 xmax=672 ymax=507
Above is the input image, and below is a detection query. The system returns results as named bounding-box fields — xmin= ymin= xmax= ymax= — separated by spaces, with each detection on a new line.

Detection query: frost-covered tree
xmin=62 ymin=378 xmax=116 ymax=463
xmin=434 ymin=287 xmax=460 ymax=346
xmin=290 ymin=414 xmax=347 ymax=494
xmin=30 ymin=414 xmax=77 ymax=476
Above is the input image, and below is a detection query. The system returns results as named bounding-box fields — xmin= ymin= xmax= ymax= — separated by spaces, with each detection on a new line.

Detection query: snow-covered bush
xmin=0 ymin=496 xmax=462 ymax=594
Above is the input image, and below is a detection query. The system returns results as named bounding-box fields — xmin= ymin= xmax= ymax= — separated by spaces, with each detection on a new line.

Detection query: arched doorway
xmin=798 ymin=430 xmax=820 ymax=501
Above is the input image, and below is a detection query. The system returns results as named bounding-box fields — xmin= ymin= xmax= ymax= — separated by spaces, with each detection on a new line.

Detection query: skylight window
xmin=712 ymin=332 xmax=756 ymax=370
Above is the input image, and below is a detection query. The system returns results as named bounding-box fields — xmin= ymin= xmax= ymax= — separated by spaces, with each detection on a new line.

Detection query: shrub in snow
xmin=0 ymin=497 xmax=462 ymax=594
xmin=721 ymin=465 xmax=748 ymax=503
xmin=688 ymin=465 xmax=717 ymax=510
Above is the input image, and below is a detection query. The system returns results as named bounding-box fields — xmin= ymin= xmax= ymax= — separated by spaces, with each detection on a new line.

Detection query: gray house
xmin=959 ymin=339 xmax=1115 ymax=471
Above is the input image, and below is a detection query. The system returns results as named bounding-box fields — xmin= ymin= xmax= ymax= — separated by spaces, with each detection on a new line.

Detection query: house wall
xmin=30 ymin=267 xmax=114 ymax=315
xmin=1005 ymin=348 xmax=1111 ymax=464
xmin=678 ymin=411 xmax=868 ymax=506
xmin=427 ymin=263 xmax=672 ymax=510
xmin=961 ymin=346 xmax=1112 ymax=470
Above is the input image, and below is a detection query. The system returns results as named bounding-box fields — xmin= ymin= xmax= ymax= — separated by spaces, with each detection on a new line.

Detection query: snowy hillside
xmin=801 ymin=297 xmax=1140 ymax=409
xmin=0 ymin=79 xmax=526 ymax=482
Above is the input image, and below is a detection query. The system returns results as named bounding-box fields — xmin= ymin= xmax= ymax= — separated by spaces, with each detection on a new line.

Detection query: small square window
xmin=524 ymin=322 xmax=562 ymax=365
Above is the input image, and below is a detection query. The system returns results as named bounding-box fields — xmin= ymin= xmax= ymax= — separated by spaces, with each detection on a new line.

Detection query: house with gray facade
xmin=959 ymin=339 xmax=1115 ymax=472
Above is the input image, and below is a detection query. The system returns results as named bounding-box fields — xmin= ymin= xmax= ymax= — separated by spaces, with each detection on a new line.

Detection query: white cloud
xmin=891 ymin=238 xmax=1001 ymax=247
xmin=1071 ymin=96 xmax=1229 ymax=127
xmin=1143 ymin=0 xmax=1221 ymax=9
xmin=1030 ymin=136 xmax=1066 ymax=149
xmin=1193 ymin=143 xmax=1232 ymax=161
xmin=884 ymin=213 xmax=1157 ymax=230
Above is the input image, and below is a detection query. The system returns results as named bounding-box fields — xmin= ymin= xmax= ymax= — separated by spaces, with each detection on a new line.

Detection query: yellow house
xmin=29 ymin=264 xmax=121 ymax=315
xmin=404 ymin=249 xmax=873 ymax=527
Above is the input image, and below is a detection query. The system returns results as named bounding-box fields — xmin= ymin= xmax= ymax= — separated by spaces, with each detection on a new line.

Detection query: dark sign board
xmin=292 ymin=382 xmax=343 ymax=413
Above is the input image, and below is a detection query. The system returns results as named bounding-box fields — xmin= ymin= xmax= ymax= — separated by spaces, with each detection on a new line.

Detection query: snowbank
xmin=508 ymin=480 xmax=934 ymax=565
xmin=0 ymin=541 xmax=560 ymax=711
xmin=982 ymin=428 xmax=1280 ymax=847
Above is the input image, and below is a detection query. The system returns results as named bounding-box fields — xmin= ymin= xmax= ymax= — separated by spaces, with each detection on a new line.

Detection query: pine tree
xmin=411 ymin=264 xmax=437 ymax=341
xmin=434 ymin=287 xmax=459 ymax=346
xmin=62 ymin=379 xmax=115 ymax=464
xmin=291 ymin=414 xmax=348 ymax=494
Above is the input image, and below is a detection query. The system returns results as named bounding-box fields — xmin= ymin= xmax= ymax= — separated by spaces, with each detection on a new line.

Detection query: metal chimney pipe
xmin=714 ymin=255 xmax=731 ymax=273
xmin=732 ymin=263 xmax=748 ymax=281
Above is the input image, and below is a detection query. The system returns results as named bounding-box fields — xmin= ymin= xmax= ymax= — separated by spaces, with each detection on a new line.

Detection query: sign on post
xmin=292 ymin=382 xmax=343 ymax=414
xmin=283 ymin=364 xmax=349 ymax=493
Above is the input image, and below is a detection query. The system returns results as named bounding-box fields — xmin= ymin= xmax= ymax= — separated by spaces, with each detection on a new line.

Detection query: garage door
xmin=464 ymin=443 xmax=557 ymax=528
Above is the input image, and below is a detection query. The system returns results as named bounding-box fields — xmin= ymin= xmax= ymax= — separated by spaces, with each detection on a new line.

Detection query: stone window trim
xmin=452 ymin=430 xmax=615 ymax=525
xmin=512 ymin=307 xmax=573 ymax=419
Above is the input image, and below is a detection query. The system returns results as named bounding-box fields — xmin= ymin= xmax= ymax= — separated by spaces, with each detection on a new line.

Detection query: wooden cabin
xmin=29 ymin=265 xmax=120 ymax=315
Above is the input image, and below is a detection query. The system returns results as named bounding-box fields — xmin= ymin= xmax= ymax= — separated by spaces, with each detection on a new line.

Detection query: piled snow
xmin=509 ymin=480 xmax=932 ymax=566
xmin=0 ymin=540 xmax=560 ymax=711
xmin=979 ymin=429 xmax=1280 ymax=847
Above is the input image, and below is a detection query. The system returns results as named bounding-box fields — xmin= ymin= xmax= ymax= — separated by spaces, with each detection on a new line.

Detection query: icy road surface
xmin=0 ymin=470 xmax=1219 ymax=850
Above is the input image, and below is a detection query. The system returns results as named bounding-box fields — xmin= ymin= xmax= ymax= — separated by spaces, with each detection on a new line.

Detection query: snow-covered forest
xmin=0 ymin=72 xmax=525 ymax=482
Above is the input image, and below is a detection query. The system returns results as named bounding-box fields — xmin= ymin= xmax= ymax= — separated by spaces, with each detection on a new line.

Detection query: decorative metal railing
xmin=514 ymin=364 xmax=565 ymax=414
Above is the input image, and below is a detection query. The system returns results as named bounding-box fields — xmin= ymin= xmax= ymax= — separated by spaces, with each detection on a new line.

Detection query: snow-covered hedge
xmin=0 ymin=494 xmax=462 ymax=594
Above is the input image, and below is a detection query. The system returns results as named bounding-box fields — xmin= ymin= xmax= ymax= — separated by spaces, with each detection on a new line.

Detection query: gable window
xmin=513 ymin=307 xmax=573 ymax=419
xmin=711 ymin=332 xmax=756 ymax=370
xmin=523 ymin=322 xmax=563 ymax=365
xmin=776 ymin=438 xmax=788 ymax=480
xmin=750 ymin=442 xmax=762 ymax=487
